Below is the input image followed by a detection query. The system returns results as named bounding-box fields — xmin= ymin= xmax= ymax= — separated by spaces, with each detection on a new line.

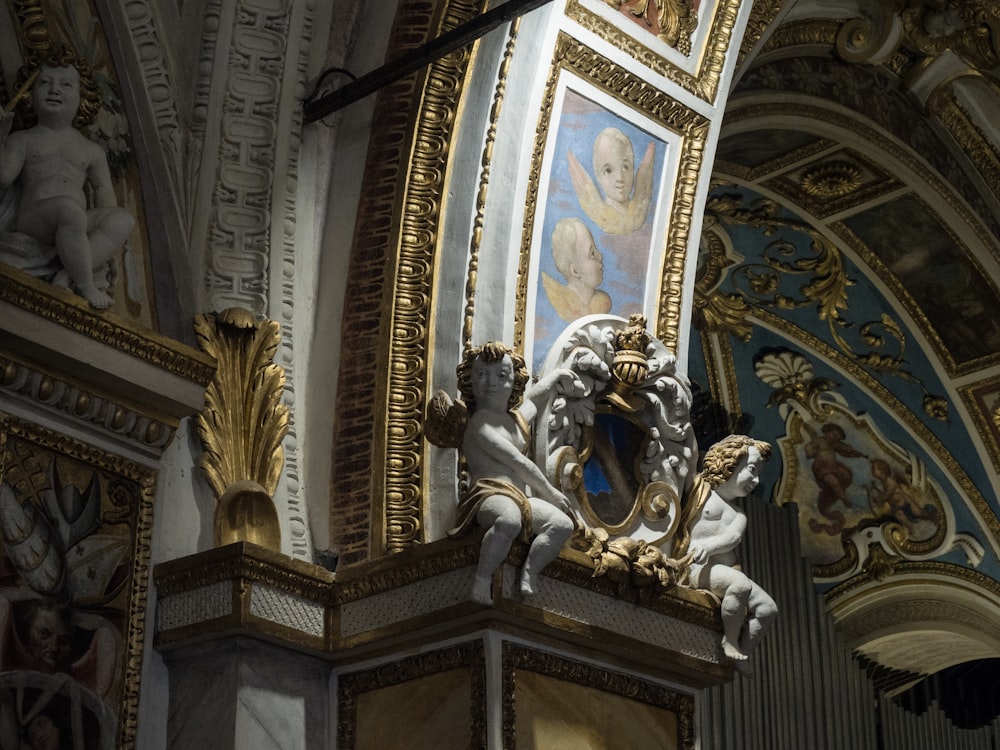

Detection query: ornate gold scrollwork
xmin=700 ymin=189 xmax=949 ymax=420
xmin=194 ymin=307 xmax=287 ymax=551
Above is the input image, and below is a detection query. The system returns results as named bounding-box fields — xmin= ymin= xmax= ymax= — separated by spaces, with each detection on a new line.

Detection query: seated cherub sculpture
xmin=427 ymin=341 xmax=585 ymax=605
xmin=674 ymin=435 xmax=777 ymax=672
xmin=0 ymin=44 xmax=134 ymax=308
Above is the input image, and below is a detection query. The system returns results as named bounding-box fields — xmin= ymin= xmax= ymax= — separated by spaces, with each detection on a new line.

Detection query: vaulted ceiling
xmin=692 ymin=0 xmax=1000 ymax=715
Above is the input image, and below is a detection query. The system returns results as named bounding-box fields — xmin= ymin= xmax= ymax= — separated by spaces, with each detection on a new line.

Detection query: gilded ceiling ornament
xmin=757 ymin=348 xmax=984 ymax=582
xmin=701 ymin=190 xmax=949 ymax=420
xmin=799 ymin=160 xmax=865 ymax=199
xmin=194 ymin=307 xmax=287 ymax=551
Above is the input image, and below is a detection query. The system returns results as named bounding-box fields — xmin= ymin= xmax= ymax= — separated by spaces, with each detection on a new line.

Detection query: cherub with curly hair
xmin=427 ymin=341 xmax=585 ymax=605
xmin=0 ymin=44 xmax=133 ymax=308
xmin=675 ymin=434 xmax=776 ymax=671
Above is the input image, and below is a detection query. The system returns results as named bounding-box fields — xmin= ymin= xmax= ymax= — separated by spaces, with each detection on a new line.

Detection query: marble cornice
xmin=153 ymin=538 xmax=727 ymax=684
xmin=0 ymin=268 xmax=215 ymax=455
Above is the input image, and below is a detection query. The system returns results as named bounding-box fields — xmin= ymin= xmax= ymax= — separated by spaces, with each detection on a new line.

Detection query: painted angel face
xmin=471 ymin=353 xmax=515 ymax=412
xmin=572 ymin=222 xmax=604 ymax=288
xmin=32 ymin=65 xmax=81 ymax=123
xmin=593 ymin=130 xmax=635 ymax=205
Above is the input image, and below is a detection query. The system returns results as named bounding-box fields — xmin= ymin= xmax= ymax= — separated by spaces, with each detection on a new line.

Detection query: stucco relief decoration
xmin=601 ymin=0 xmax=698 ymax=55
xmin=0 ymin=417 xmax=153 ymax=749
xmin=194 ymin=307 xmax=287 ymax=552
xmin=427 ymin=316 xmax=777 ymax=669
xmin=757 ymin=349 xmax=984 ymax=582
xmin=0 ymin=3 xmax=155 ymax=324
xmin=837 ymin=0 xmax=1000 ymax=70
xmin=700 ymin=189 xmax=950 ymax=420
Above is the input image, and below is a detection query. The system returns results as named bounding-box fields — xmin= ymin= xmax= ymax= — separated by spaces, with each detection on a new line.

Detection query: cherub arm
xmin=689 ymin=528 xmax=743 ymax=564
xmin=520 ymin=367 xmax=585 ymax=423
xmin=466 ymin=419 xmax=571 ymax=512
xmin=0 ymin=119 xmax=25 ymax=190
xmin=85 ymin=139 xmax=118 ymax=208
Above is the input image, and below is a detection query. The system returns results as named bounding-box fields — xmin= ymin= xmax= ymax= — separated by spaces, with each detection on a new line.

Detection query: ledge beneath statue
xmin=0 ymin=266 xmax=214 ymax=456
xmin=153 ymin=538 xmax=730 ymax=687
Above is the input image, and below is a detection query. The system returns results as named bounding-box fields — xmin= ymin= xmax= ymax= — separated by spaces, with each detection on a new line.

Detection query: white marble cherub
xmin=541 ymin=217 xmax=612 ymax=322
xmin=427 ymin=341 xmax=585 ymax=605
xmin=567 ymin=126 xmax=654 ymax=235
xmin=0 ymin=45 xmax=133 ymax=308
xmin=675 ymin=435 xmax=777 ymax=672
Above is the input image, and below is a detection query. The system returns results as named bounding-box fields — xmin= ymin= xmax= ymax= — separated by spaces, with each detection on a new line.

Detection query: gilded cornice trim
xmin=154 ymin=542 xmax=334 ymax=602
xmin=736 ymin=0 xmax=786 ymax=69
xmin=958 ymin=374 xmax=1000 ymax=473
xmin=0 ymin=269 xmax=215 ymax=386
xmin=331 ymin=0 xmax=484 ymax=563
xmin=826 ymin=560 xmax=1000 ymax=613
xmin=0 ymin=352 xmax=175 ymax=452
xmin=928 ymin=82 xmax=1000 ymax=215
xmin=565 ymin=0 xmax=742 ymax=104
xmin=514 ymin=33 xmax=709 ymax=354
xmin=750 ymin=307 xmax=1000 ymax=549
xmin=759 ymin=18 xmax=840 ymax=55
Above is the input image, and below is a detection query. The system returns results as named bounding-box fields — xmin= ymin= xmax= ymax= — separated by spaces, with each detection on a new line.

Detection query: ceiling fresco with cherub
xmin=690 ymin=18 xmax=1000 ymax=599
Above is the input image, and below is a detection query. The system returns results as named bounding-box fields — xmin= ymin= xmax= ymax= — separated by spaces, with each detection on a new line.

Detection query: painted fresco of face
xmin=27 ymin=607 xmax=73 ymax=669
xmin=28 ymin=714 xmax=61 ymax=750
xmin=572 ymin=221 xmax=604 ymax=288
xmin=593 ymin=130 xmax=635 ymax=205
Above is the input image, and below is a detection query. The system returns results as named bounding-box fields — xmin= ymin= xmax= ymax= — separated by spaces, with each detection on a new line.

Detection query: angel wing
xmin=425 ymin=390 xmax=468 ymax=449
xmin=625 ymin=141 xmax=655 ymax=232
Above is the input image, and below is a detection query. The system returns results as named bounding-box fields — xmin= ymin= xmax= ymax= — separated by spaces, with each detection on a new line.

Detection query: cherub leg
xmin=88 ymin=206 xmax=134 ymax=268
xmin=55 ymin=211 xmax=109 ymax=307
xmin=520 ymin=499 xmax=573 ymax=598
xmin=473 ymin=496 xmax=523 ymax=605
xmin=741 ymin=585 xmax=777 ymax=659
xmin=710 ymin=567 xmax=752 ymax=663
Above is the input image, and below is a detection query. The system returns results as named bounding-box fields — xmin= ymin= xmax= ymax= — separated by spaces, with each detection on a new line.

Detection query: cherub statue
xmin=426 ymin=341 xmax=585 ymax=605
xmin=674 ymin=435 xmax=777 ymax=672
xmin=0 ymin=44 xmax=134 ymax=308
xmin=567 ymin=127 xmax=654 ymax=235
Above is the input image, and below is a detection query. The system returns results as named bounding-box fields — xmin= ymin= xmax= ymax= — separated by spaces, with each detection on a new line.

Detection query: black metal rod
xmin=303 ymin=0 xmax=555 ymax=123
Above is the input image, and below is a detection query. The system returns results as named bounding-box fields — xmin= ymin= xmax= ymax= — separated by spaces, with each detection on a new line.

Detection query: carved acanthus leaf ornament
xmin=194 ymin=307 xmax=288 ymax=550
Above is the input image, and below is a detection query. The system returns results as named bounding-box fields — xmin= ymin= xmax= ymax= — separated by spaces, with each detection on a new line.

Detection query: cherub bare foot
xmin=722 ymin=636 xmax=747 ymax=663
xmin=470 ymin=575 xmax=493 ymax=606
xmin=519 ymin=569 xmax=539 ymax=598
xmin=80 ymin=286 xmax=112 ymax=309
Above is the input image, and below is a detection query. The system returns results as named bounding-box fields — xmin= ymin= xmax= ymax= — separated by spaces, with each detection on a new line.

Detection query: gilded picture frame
xmin=516 ymin=33 xmax=710 ymax=366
